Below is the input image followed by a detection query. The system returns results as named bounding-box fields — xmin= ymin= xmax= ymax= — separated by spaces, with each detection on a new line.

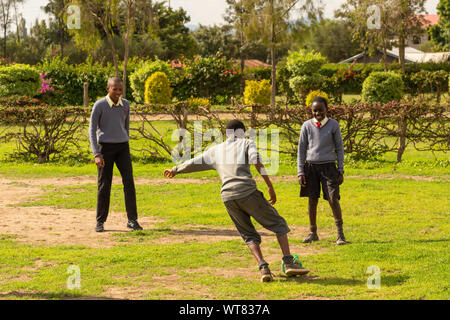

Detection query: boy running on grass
xmin=298 ymin=97 xmax=348 ymax=245
xmin=164 ymin=120 xmax=310 ymax=282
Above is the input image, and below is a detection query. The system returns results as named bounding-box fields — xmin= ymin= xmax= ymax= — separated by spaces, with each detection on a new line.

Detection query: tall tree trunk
xmin=122 ymin=1 xmax=132 ymax=99
xmin=270 ymin=0 xmax=276 ymax=110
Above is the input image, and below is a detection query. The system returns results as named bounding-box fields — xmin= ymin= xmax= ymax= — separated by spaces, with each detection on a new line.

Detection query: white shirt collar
xmin=106 ymin=95 xmax=123 ymax=108
xmin=312 ymin=117 xmax=329 ymax=127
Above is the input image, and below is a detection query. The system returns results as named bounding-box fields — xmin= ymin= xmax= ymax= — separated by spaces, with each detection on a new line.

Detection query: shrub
xmin=305 ymin=90 xmax=330 ymax=107
xmin=1 ymin=104 xmax=89 ymax=163
xmin=39 ymin=56 xmax=114 ymax=106
xmin=244 ymin=79 xmax=271 ymax=105
xmin=175 ymin=54 xmax=241 ymax=103
xmin=129 ymin=59 xmax=173 ymax=104
xmin=0 ymin=64 xmax=40 ymax=97
xmin=286 ymin=50 xmax=327 ymax=104
xmin=362 ymin=72 xmax=404 ymax=104
xmin=289 ymin=74 xmax=326 ymax=105
xmin=186 ymin=96 xmax=210 ymax=110
xmin=144 ymin=72 xmax=173 ymax=105
xmin=286 ymin=49 xmax=327 ymax=76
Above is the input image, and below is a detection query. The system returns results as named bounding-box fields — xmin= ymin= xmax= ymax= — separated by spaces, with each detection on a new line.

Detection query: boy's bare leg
xmin=276 ymin=234 xmax=291 ymax=257
xmin=329 ymin=198 xmax=347 ymax=245
xmin=308 ymin=197 xmax=319 ymax=232
xmin=328 ymin=198 xmax=343 ymax=227
xmin=248 ymin=242 xmax=266 ymax=265
xmin=303 ymin=197 xmax=320 ymax=243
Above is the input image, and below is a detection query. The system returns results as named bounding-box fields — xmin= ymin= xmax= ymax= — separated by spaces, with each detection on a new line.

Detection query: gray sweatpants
xmin=224 ymin=190 xmax=291 ymax=246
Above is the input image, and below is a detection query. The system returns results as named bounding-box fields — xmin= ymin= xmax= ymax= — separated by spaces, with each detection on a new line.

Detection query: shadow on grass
xmin=364 ymin=239 xmax=449 ymax=244
xmin=0 ymin=290 xmax=124 ymax=300
xmin=279 ymin=275 xmax=364 ymax=286
xmin=279 ymin=274 xmax=409 ymax=287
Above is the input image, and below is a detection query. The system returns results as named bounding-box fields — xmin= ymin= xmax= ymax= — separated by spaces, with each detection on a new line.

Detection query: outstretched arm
xmin=164 ymin=151 xmax=214 ymax=179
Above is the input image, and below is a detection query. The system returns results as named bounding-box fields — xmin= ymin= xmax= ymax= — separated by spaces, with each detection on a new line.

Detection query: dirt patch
xmin=4 ymin=176 xmax=218 ymax=187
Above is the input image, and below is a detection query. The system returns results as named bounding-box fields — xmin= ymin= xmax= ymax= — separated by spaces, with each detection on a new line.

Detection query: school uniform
xmin=89 ymin=95 xmax=138 ymax=224
xmin=297 ymin=117 xmax=344 ymax=202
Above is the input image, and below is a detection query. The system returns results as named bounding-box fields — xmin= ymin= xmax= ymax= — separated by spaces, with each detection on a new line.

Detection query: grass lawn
xmin=0 ymin=116 xmax=448 ymax=300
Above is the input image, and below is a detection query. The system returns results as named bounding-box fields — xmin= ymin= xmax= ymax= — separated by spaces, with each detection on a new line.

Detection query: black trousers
xmin=97 ymin=142 xmax=138 ymax=223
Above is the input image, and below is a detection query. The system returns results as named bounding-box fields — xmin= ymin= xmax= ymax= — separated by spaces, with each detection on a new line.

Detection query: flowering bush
xmin=40 ymin=72 xmax=54 ymax=93
xmin=174 ymin=54 xmax=241 ymax=103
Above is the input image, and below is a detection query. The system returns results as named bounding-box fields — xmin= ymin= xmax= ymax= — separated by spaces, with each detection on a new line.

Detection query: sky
xmin=20 ymin=0 xmax=441 ymax=28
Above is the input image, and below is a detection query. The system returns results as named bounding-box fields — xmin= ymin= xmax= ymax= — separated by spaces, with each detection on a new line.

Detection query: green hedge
xmin=0 ymin=64 xmax=40 ymax=97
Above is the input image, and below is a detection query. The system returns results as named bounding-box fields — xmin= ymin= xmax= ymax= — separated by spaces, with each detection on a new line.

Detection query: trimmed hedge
xmin=0 ymin=64 xmax=40 ymax=97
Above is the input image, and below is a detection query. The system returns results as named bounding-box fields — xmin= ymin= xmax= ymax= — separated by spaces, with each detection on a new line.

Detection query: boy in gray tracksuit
xmin=298 ymin=97 xmax=348 ymax=245
xmin=164 ymin=120 xmax=310 ymax=282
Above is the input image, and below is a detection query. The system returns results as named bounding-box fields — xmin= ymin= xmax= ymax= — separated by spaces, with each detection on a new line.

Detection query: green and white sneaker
xmin=282 ymin=254 xmax=310 ymax=277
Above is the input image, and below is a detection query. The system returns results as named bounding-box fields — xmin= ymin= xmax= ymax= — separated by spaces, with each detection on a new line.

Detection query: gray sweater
xmin=297 ymin=118 xmax=344 ymax=176
xmin=89 ymin=97 xmax=130 ymax=157
xmin=172 ymin=137 xmax=261 ymax=202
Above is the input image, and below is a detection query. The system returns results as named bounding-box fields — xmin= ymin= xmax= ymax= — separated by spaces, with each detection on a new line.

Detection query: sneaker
xmin=127 ymin=220 xmax=143 ymax=231
xmin=260 ymin=265 xmax=273 ymax=283
xmin=95 ymin=222 xmax=104 ymax=233
xmin=336 ymin=233 xmax=347 ymax=245
xmin=303 ymin=232 xmax=319 ymax=243
xmin=282 ymin=254 xmax=310 ymax=277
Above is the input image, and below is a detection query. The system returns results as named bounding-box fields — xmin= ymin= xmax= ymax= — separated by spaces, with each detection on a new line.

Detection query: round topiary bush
xmin=362 ymin=71 xmax=404 ymax=104
xmin=0 ymin=64 xmax=41 ymax=97
xmin=144 ymin=72 xmax=173 ymax=105
xmin=243 ymin=79 xmax=271 ymax=105
xmin=130 ymin=60 xmax=173 ymax=104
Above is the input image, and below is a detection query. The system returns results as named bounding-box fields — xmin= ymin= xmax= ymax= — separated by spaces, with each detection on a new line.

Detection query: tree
xmin=43 ymin=0 xmax=70 ymax=57
xmin=234 ymin=0 xmax=322 ymax=108
xmin=68 ymin=0 xmax=137 ymax=97
xmin=428 ymin=0 xmax=450 ymax=51
xmin=302 ymin=19 xmax=361 ymax=63
xmin=392 ymin=0 xmax=426 ymax=72
xmin=336 ymin=0 xmax=426 ymax=71
xmin=0 ymin=0 xmax=24 ymax=58
xmin=193 ymin=24 xmax=239 ymax=59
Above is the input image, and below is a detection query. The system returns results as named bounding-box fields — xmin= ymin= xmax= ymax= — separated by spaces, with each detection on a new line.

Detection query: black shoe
xmin=303 ymin=232 xmax=319 ymax=243
xmin=95 ymin=222 xmax=104 ymax=233
xmin=127 ymin=220 xmax=143 ymax=231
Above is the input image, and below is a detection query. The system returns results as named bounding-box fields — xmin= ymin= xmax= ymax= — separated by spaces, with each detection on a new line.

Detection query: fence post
xmin=83 ymin=82 xmax=89 ymax=107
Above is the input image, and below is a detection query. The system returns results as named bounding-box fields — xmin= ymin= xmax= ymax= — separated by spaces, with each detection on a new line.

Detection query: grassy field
xmin=0 ymin=116 xmax=448 ymax=300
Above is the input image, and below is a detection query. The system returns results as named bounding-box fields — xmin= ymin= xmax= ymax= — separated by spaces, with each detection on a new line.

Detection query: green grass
xmin=2 ymin=176 xmax=448 ymax=300
xmin=0 ymin=116 xmax=449 ymax=300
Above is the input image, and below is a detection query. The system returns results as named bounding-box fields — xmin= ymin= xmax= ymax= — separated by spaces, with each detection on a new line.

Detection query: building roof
xmin=234 ymin=59 xmax=271 ymax=68
xmin=339 ymin=47 xmax=450 ymax=64
xmin=419 ymin=14 xmax=440 ymax=28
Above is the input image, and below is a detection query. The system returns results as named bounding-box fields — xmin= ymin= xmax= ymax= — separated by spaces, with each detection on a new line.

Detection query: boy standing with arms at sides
xmin=89 ymin=77 xmax=143 ymax=233
xmin=298 ymin=97 xmax=348 ymax=245
xmin=164 ymin=120 xmax=310 ymax=282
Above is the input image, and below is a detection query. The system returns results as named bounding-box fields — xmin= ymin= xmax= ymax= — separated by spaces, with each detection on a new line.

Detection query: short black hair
xmin=107 ymin=77 xmax=123 ymax=88
xmin=226 ymin=120 xmax=246 ymax=132
xmin=312 ymin=96 xmax=328 ymax=110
